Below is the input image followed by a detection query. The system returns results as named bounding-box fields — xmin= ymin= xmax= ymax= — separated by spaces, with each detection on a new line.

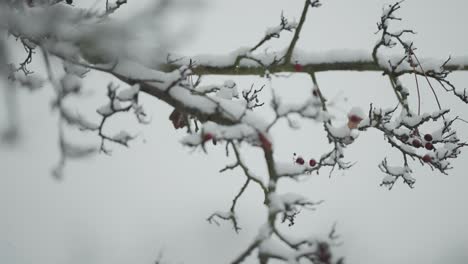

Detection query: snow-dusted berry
xmin=424 ymin=134 xmax=433 ymax=142
xmin=349 ymin=115 xmax=362 ymax=123
xmin=296 ymin=157 xmax=305 ymax=165
xmin=425 ymin=142 xmax=434 ymax=150
xmin=347 ymin=107 xmax=365 ymax=129
xmin=203 ymin=133 xmax=214 ymax=142
xmin=400 ymin=134 xmax=409 ymax=142
xmin=412 ymin=139 xmax=421 ymax=148
xmin=422 ymin=154 xmax=432 ymax=163
xmin=309 ymin=159 xmax=317 ymax=167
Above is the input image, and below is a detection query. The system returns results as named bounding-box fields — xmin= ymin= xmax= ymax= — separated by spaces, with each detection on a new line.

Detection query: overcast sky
xmin=1 ymin=1 xmax=468 ymax=264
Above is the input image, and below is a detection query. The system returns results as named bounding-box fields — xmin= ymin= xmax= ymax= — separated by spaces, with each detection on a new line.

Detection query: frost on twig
xmin=94 ymin=82 xmax=148 ymax=154
xmin=40 ymin=52 xmax=100 ymax=179
xmin=106 ymin=0 xmax=127 ymax=14
xmin=359 ymin=104 xmax=467 ymax=188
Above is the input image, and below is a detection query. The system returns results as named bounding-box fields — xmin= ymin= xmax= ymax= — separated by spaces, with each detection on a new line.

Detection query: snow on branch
xmin=359 ymin=104 xmax=467 ymax=188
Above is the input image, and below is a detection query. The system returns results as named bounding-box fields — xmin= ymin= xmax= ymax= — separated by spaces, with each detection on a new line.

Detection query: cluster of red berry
xmin=293 ymin=153 xmax=317 ymax=167
xmin=400 ymin=131 xmax=435 ymax=163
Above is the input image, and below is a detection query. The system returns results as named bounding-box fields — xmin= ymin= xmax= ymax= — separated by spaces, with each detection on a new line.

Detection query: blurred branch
xmin=159 ymin=58 xmax=468 ymax=76
xmin=283 ymin=0 xmax=321 ymax=64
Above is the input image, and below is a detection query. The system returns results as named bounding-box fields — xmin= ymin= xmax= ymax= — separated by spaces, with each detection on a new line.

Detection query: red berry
xmin=203 ymin=133 xmax=213 ymax=142
xmin=424 ymin=134 xmax=433 ymax=142
xmin=349 ymin=115 xmax=363 ymax=123
xmin=425 ymin=142 xmax=434 ymax=150
xmin=294 ymin=63 xmax=303 ymax=72
xmin=400 ymin=134 xmax=409 ymax=142
xmin=309 ymin=159 xmax=317 ymax=167
xmin=412 ymin=139 xmax=421 ymax=148
xmin=422 ymin=154 xmax=432 ymax=163
xmin=296 ymin=157 xmax=305 ymax=165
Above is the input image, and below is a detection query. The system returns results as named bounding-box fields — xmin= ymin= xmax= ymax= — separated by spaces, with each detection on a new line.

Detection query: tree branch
xmin=159 ymin=57 xmax=468 ymax=76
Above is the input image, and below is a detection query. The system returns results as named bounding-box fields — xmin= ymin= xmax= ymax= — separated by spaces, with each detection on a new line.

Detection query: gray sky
xmin=1 ymin=0 xmax=468 ymax=264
